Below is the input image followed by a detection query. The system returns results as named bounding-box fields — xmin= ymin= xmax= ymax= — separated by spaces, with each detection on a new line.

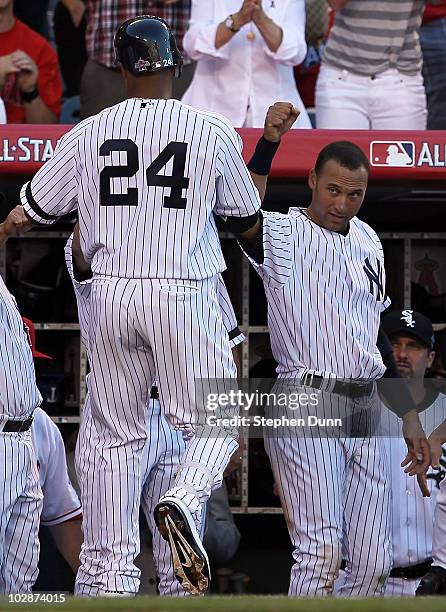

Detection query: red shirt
xmin=0 ymin=19 xmax=62 ymax=123
xmin=423 ymin=0 xmax=446 ymax=24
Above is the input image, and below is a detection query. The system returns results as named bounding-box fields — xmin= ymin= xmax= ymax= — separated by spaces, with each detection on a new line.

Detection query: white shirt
xmin=380 ymin=390 xmax=446 ymax=567
xmin=248 ymin=209 xmax=390 ymax=379
xmin=21 ymin=99 xmax=261 ymax=280
xmin=31 ymin=407 xmax=82 ymax=526
xmin=183 ymin=0 xmax=312 ymax=128
xmin=0 ymin=275 xmax=41 ymax=420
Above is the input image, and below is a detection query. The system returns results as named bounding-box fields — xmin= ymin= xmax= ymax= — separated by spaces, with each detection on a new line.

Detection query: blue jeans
xmin=420 ymin=17 xmax=446 ymax=129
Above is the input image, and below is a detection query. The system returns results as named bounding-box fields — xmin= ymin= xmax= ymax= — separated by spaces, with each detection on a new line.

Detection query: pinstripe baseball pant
xmin=0 ymin=431 xmax=42 ymax=594
xmin=75 ymin=276 xmax=238 ymax=595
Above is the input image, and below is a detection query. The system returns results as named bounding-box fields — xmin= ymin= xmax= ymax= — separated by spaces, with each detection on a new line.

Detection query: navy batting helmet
xmin=114 ymin=15 xmax=182 ymax=77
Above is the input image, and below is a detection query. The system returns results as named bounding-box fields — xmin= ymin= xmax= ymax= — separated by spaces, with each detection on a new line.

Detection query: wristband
xmin=247 ymin=136 xmax=280 ymax=175
xmin=20 ymin=86 xmax=39 ymax=104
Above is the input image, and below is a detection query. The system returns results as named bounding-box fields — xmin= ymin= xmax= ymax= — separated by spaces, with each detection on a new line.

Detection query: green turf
xmin=1 ymin=596 xmax=446 ymax=612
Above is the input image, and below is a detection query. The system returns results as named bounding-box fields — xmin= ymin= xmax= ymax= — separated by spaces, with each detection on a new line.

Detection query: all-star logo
xmin=134 ymin=58 xmax=150 ymax=72
xmin=401 ymin=309 xmax=415 ymax=328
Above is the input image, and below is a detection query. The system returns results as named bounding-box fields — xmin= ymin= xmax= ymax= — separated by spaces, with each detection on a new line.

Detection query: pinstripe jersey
xmin=63 ymin=236 xmax=245 ymax=353
xmin=0 ymin=275 xmax=41 ymax=420
xmin=380 ymin=391 xmax=446 ymax=567
xmin=248 ymin=208 xmax=390 ymax=379
xmin=21 ymin=98 xmax=261 ymax=280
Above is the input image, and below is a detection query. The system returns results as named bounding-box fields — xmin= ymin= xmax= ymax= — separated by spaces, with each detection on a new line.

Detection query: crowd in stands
xmin=0 ymin=0 xmax=445 ymax=129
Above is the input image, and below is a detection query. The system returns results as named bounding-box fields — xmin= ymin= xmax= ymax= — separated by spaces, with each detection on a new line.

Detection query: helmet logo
xmin=134 ymin=58 xmax=151 ymax=72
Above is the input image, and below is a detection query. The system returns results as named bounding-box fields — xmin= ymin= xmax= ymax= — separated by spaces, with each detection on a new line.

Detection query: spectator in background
xmin=316 ymin=0 xmax=427 ymax=129
xmin=182 ymin=0 xmax=311 ymax=128
xmin=80 ymin=1 xmax=192 ymax=118
xmin=53 ymin=0 xmax=87 ymax=97
xmin=13 ymin=0 xmax=50 ymax=39
xmin=145 ymin=1 xmax=192 ymax=100
xmin=294 ymin=0 xmax=329 ymax=113
xmin=421 ymin=0 xmax=446 ymax=129
xmin=0 ymin=0 xmax=62 ymax=123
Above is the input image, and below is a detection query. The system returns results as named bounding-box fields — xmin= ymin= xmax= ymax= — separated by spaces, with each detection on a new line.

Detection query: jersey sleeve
xmin=64 ymin=235 xmax=92 ymax=351
xmin=213 ymin=117 xmax=261 ymax=219
xmin=20 ymin=126 xmax=82 ymax=225
xmin=33 ymin=411 xmax=82 ymax=526
xmin=244 ymin=211 xmax=294 ymax=288
xmin=216 ymin=274 xmax=245 ymax=348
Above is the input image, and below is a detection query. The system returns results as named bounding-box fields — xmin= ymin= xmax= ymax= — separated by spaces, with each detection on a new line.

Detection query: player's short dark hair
xmin=314 ymin=141 xmax=370 ymax=176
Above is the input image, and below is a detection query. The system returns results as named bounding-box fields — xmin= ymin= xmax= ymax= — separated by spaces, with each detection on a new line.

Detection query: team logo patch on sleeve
xmin=370 ymin=141 xmax=415 ymax=167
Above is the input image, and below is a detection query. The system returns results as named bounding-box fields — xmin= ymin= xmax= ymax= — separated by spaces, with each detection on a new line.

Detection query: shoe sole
xmin=154 ymin=496 xmax=210 ymax=596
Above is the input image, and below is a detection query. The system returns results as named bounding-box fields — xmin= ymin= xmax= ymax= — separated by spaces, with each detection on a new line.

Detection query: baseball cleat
xmin=154 ymin=496 xmax=210 ymax=596
xmin=416 ymin=566 xmax=446 ymax=596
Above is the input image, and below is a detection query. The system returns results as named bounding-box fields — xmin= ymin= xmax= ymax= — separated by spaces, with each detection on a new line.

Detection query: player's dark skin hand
xmin=0 ymin=205 xmax=33 ymax=243
xmin=264 ymin=102 xmax=300 ymax=143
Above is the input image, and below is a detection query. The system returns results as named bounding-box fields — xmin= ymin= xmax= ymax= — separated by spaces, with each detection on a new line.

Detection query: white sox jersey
xmin=31 ymin=407 xmax=81 ymax=526
xmin=381 ymin=391 xmax=446 ymax=570
xmin=249 ymin=208 xmax=390 ymax=380
xmin=21 ymin=98 xmax=261 ymax=280
xmin=0 ymin=274 xmax=41 ymax=421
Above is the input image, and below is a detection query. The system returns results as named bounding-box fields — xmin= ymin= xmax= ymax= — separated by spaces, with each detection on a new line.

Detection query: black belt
xmin=2 ymin=416 xmax=34 ymax=433
xmin=301 ymin=374 xmax=374 ymax=399
xmin=390 ymin=559 xmax=432 ymax=580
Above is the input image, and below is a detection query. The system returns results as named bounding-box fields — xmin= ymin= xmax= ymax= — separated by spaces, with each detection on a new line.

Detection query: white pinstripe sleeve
xmin=211 ymin=116 xmax=261 ymax=219
xmin=20 ymin=125 xmax=84 ymax=225
xmin=216 ymin=274 xmax=245 ymax=348
xmin=244 ymin=211 xmax=294 ymax=288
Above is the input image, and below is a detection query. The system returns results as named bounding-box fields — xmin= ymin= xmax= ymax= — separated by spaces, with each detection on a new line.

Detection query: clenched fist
xmin=264 ymin=102 xmax=300 ymax=143
xmin=0 ymin=205 xmax=33 ymax=243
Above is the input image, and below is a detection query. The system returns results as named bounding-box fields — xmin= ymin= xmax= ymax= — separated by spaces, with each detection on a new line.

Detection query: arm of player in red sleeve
xmin=0 ymin=205 xmax=34 ymax=243
xmin=49 ymin=517 xmax=83 ymax=573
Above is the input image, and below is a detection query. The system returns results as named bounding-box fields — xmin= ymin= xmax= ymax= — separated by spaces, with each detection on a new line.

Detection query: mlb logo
xmin=370 ymin=141 xmax=415 ymax=168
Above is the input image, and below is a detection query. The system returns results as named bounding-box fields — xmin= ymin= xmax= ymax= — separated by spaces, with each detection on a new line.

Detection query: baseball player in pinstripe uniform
xmin=375 ymin=310 xmax=446 ymax=596
xmin=235 ymin=128 xmax=431 ymax=596
xmin=0 ymin=15 xmax=262 ymax=596
xmin=64 ymin=228 xmax=245 ymax=596
xmin=0 ymin=272 xmax=43 ymax=593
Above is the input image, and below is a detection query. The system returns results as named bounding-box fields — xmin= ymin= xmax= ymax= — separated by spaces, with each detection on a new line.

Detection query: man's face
xmin=0 ymin=0 xmax=13 ymax=10
xmin=308 ymin=160 xmax=368 ymax=232
xmin=390 ymin=334 xmax=435 ymax=380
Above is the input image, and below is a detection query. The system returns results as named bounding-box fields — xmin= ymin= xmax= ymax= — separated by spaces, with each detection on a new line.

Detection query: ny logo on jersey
xmin=363 ymin=257 xmax=386 ymax=302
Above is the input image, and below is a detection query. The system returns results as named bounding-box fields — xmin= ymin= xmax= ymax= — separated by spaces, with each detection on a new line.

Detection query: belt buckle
xmin=301 ymin=372 xmax=314 ymax=388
